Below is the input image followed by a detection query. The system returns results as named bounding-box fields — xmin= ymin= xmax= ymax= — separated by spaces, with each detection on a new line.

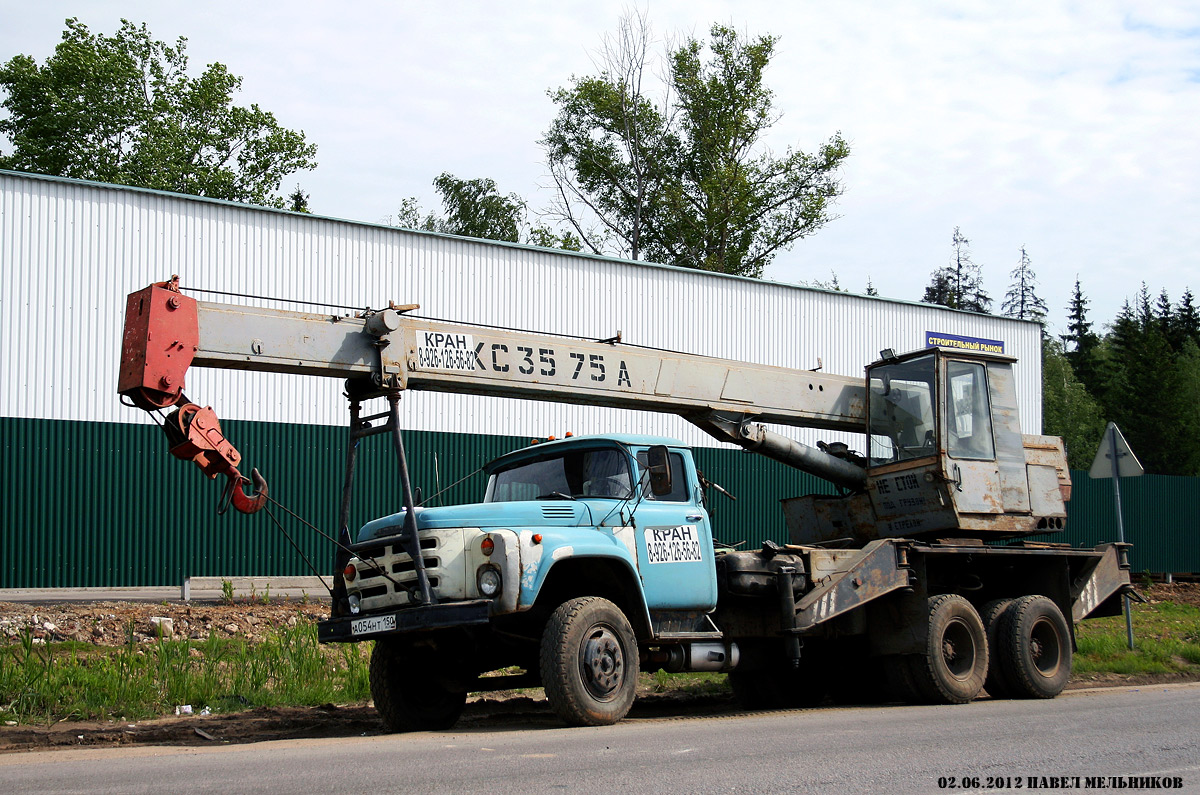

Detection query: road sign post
xmin=1089 ymin=422 xmax=1144 ymax=650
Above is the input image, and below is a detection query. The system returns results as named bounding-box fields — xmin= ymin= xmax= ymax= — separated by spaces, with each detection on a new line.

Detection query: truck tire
xmin=370 ymin=638 xmax=467 ymax=732
xmin=995 ymin=595 xmax=1071 ymax=699
xmin=907 ymin=594 xmax=988 ymax=704
xmin=540 ymin=596 xmax=638 ymax=726
xmin=980 ymin=598 xmax=1015 ymax=699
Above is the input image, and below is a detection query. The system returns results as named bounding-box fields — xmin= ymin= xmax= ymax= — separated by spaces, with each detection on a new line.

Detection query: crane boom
xmin=177 ymin=297 xmax=867 ymax=432
xmin=119 ymin=279 xmax=872 ymax=505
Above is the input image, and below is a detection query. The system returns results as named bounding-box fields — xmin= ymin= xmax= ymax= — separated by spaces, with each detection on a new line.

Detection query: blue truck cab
xmin=336 ymin=434 xmax=718 ymax=632
xmin=321 ymin=434 xmax=731 ymax=730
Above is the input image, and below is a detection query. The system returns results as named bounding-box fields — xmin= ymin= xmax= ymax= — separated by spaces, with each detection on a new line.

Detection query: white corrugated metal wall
xmin=1 ymin=170 xmax=1043 ymax=449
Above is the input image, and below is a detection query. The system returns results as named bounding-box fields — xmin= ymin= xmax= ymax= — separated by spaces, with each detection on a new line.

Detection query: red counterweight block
xmin=117 ymin=276 xmax=199 ymax=411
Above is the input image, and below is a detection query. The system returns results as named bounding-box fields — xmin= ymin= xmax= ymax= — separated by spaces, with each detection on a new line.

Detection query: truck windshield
xmin=867 ymin=355 xmax=937 ymax=464
xmin=485 ymin=448 xmax=634 ymax=502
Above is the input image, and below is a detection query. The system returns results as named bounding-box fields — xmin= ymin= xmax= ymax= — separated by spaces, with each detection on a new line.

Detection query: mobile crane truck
xmin=119 ymin=277 xmax=1133 ymax=730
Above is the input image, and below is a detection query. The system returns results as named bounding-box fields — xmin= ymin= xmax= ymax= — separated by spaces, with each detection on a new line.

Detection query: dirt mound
xmin=1141 ymin=582 xmax=1200 ymax=609
xmin=0 ymin=599 xmax=327 ymax=646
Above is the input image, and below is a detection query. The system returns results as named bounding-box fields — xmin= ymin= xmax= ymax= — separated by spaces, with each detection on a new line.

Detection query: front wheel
xmin=370 ymin=638 xmax=468 ymax=732
xmin=540 ymin=597 xmax=639 ymax=726
xmin=906 ymin=594 xmax=988 ymax=704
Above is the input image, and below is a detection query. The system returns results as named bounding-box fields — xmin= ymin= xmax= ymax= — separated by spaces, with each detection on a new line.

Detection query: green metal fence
xmin=1032 ymin=470 xmax=1200 ymax=576
xmin=2 ymin=416 xmax=1197 ymax=587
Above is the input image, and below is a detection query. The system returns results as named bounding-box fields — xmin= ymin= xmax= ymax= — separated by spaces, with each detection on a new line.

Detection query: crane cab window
xmin=945 ymin=361 xmax=995 ymax=460
xmin=867 ymin=354 xmax=937 ymax=464
xmin=636 ymin=450 xmax=689 ymax=502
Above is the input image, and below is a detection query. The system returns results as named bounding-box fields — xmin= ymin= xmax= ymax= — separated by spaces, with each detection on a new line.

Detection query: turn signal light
xmin=532 ymin=534 xmax=543 ymax=544
xmin=343 ymin=563 xmax=357 ymax=582
xmin=481 ymin=536 xmax=495 ymax=556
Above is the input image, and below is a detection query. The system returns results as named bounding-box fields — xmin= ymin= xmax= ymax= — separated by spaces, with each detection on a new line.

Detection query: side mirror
xmin=646 ymin=445 xmax=673 ymax=497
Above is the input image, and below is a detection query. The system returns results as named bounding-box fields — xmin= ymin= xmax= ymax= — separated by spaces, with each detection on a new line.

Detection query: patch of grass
xmin=643 ymin=670 xmax=729 ymax=695
xmin=2 ymin=596 xmax=1193 ymax=725
xmin=1073 ymin=600 xmax=1200 ymax=677
xmin=0 ymin=624 xmax=371 ymax=725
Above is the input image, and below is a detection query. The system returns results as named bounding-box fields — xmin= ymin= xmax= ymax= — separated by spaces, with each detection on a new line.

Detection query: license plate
xmin=351 ymin=613 xmax=397 ymax=636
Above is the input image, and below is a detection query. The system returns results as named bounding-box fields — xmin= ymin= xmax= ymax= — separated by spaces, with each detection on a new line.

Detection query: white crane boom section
xmin=189 ymin=299 xmax=867 ymax=433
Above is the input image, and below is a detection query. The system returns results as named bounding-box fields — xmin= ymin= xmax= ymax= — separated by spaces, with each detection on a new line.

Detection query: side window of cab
xmin=635 ymin=450 xmax=689 ymax=502
xmin=945 ymin=360 xmax=996 ymax=460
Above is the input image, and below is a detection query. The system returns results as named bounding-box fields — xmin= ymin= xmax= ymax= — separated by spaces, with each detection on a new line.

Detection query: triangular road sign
xmin=1089 ymin=422 xmax=1144 ymax=479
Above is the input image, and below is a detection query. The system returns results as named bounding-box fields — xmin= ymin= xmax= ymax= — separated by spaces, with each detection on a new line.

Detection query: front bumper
xmin=317 ymin=599 xmax=492 ymax=643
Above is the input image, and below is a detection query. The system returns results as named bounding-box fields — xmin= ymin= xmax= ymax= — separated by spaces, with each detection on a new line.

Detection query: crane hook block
xmin=117 ymin=276 xmax=198 ymax=411
xmin=164 ymin=404 xmax=242 ymax=478
xmin=220 ymin=468 xmax=269 ymax=515
xmin=163 ymin=402 xmax=267 ymax=514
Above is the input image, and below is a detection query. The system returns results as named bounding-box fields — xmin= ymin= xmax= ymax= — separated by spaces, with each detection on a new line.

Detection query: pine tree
xmin=1155 ymin=289 xmax=1174 ymax=344
xmin=922 ymin=227 xmax=990 ymax=312
xmin=1097 ymin=286 xmax=1196 ymax=475
xmin=1061 ymin=278 xmax=1100 ymax=394
xmin=1001 ymin=246 xmax=1048 ymax=322
xmin=1176 ymin=288 xmax=1200 ymax=348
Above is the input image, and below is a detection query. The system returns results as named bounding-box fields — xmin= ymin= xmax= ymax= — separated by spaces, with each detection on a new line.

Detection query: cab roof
xmin=484 ymin=433 xmax=686 ymax=473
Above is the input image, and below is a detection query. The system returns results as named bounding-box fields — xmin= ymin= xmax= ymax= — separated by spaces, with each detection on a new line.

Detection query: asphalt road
xmin=2 ymin=684 xmax=1198 ymax=794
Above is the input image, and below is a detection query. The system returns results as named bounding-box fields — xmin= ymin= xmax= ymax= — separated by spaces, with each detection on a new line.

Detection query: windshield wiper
xmin=537 ymin=491 xmax=577 ymax=501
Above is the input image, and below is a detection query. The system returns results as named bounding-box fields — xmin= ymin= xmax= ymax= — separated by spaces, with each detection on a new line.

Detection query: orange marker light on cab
xmin=532 ymin=534 xmax=543 ymax=544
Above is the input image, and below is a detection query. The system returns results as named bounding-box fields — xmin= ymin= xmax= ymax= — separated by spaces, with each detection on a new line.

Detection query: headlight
xmin=348 ymin=593 xmax=361 ymax=614
xmin=477 ymin=565 xmax=502 ymax=597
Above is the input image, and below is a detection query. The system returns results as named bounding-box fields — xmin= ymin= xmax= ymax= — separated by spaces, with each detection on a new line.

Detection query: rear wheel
xmin=907 ymin=594 xmax=988 ymax=704
xmin=980 ymin=598 xmax=1014 ymax=698
xmin=996 ymin=595 xmax=1071 ymax=699
xmin=540 ymin=597 xmax=638 ymax=726
xmin=370 ymin=638 xmax=468 ymax=732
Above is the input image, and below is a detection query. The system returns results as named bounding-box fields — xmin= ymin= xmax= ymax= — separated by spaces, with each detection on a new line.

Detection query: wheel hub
xmin=582 ymin=626 xmax=624 ymax=698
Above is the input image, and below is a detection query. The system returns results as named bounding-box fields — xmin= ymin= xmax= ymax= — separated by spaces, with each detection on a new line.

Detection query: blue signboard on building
xmin=925 ymin=331 xmax=1004 ymax=354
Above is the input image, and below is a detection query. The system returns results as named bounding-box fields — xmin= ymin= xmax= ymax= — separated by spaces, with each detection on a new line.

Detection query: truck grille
xmin=350 ymin=535 xmax=442 ymax=609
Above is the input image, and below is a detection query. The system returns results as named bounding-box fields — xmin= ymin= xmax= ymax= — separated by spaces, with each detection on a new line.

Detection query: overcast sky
xmin=4 ymin=1 xmax=1198 ymax=337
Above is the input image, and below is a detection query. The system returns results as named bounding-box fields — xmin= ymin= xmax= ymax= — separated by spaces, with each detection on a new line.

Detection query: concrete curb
xmin=0 ymin=576 xmax=333 ymax=604
xmin=181 ymin=576 xmax=332 ymax=601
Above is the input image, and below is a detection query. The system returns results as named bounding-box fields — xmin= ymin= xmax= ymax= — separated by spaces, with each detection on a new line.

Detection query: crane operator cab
xmin=786 ymin=347 xmax=1070 ymax=545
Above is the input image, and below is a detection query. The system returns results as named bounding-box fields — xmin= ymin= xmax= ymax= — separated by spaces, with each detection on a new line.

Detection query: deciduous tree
xmin=0 ymin=18 xmax=317 ymax=208
xmin=543 ymin=14 xmax=848 ymax=277
xmin=395 ymin=173 xmax=580 ymax=250
xmin=1041 ymin=338 xmax=1106 ymax=469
